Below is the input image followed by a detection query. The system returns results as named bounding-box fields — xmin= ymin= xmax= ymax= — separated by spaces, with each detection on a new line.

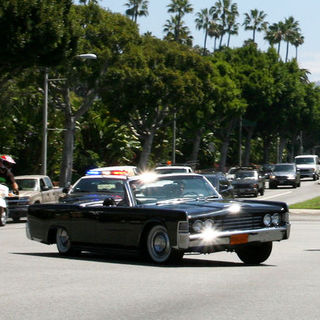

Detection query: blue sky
xmin=98 ymin=0 xmax=320 ymax=82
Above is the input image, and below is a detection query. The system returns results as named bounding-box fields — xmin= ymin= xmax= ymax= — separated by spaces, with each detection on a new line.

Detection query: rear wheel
xmin=236 ymin=242 xmax=272 ymax=265
xmin=0 ymin=208 xmax=7 ymax=226
xmin=56 ymin=227 xmax=79 ymax=256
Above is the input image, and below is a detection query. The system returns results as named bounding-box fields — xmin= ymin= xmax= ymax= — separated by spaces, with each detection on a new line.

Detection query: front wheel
xmin=0 ymin=208 xmax=7 ymax=226
xmin=146 ymin=225 xmax=183 ymax=264
xmin=236 ymin=242 xmax=273 ymax=265
xmin=56 ymin=227 xmax=78 ymax=256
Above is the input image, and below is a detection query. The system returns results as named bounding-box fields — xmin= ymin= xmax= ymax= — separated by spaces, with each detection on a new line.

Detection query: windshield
xmin=235 ymin=171 xmax=257 ymax=179
xmin=130 ymin=175 xmax=220 ymax=204
xmin=274 ymin=164 xmax=294 ymax=172
xmin=295 ymin=157 xmax=315 ymax=164
xmin=71 ymin=178 xmax=125 ymax=198
xmin=16 ymin=179 xmax=37 ymax=191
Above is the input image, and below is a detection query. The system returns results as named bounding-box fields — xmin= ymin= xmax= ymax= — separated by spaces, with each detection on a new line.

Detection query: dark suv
xmin=231 ymin=169 xmax=265 ymax=197
xmin=269 ymin=163 xmax=301 ymax=188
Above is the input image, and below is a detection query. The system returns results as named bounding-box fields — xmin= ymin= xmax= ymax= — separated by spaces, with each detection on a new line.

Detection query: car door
xmin=95 ymin=206 xmax=144 ymax=248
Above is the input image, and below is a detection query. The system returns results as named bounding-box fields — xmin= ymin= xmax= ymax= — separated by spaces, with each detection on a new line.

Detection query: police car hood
xmin=147 ymin=199 xmax=287 ymax=218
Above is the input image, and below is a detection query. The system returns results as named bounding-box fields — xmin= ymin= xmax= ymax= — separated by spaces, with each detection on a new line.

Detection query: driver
xmin=0 ymin=155 xmax=19 ymax=194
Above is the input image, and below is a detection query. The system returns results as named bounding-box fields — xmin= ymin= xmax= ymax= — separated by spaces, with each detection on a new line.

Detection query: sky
xmin=97 ymin=0 xmax=320 ymax=82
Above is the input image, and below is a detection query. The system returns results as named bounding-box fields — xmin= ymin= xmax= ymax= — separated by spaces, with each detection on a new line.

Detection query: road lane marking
xmin=262 ymin=191 xmax=292 ymax=200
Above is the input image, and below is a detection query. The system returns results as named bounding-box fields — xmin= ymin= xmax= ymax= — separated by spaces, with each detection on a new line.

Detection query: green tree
xmin=53 ymin=4 xmax=140 ymax=186
xmin=0 ymin=0 xmax=78 ymax=76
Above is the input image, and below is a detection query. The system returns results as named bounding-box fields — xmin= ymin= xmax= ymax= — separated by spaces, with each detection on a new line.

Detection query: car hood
xmin=147 ymin=199 xmax=287 ymax=218
xmin=296 ymin=164 xmax=316 ymax=169
xmin=273 ymin=171 xmax=295 ymax=176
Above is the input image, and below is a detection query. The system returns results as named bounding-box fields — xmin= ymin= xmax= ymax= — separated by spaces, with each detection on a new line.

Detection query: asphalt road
xmin=1 ymin=182 xmax=320 ymax=320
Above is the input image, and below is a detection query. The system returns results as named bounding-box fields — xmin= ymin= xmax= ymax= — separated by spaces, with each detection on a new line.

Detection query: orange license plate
xmin=230 ymin=234 xmax=248 ymax=245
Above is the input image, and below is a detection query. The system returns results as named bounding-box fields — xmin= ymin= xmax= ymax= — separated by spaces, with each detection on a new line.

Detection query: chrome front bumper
xmin=175 ymin=224 xmax=291 ymax=250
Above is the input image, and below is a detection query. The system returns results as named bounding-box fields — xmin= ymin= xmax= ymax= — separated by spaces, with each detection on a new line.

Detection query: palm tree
xmin=124 ymin=0 xmax=149 ymax=23
xmin=292 ymin=33 xmax=304 ymax=60
xmin=166 ymin=0 xmax=193 ymax=43
xmin=195 ymin=8 xmax=211 ymax=55
xmin=225 ymin=2 xmax=239 ymax=47
xmin=264 ymin=22 xmax=284 ymax=55
xmin=214 ymin=0 xmax=239 ymax=48
xmin=164 ymin=15 xmax=193 ymax=45
xmin=243 ymin=9 xmax=268 ymax=42
xmin=282 ymin=16 xmax=300 ymax=62
xmin=215 ymin=0 xmax=229 ymax=48
xmin=208 ymin=21 xmax=222 ymax=51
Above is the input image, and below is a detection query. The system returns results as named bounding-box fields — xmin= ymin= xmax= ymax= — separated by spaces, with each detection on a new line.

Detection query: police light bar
xmin=86 ymin=169 xmax=128 ymax=176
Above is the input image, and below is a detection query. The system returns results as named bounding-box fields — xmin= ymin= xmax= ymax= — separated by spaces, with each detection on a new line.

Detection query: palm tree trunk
xmin=203 ymin=29 xmax=208 ymax=55
xmin=285 ymin=41 xmax=290 ymax=62
xmin=227 ymin=32 xmax=231 ymax=47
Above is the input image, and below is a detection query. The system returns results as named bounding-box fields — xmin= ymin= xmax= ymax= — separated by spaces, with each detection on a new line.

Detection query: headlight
xmin=204 ymin=219 xmax=214 ymax=229
xmin=269 ymin=175 xmax=276 ymax=179
xmin=272 ymin=213 xmax=281 ymax=226
xmin=263 ymin=214 xmax=272 ymax=227
xmin=192 ymin=220 xmax=203 ymax=232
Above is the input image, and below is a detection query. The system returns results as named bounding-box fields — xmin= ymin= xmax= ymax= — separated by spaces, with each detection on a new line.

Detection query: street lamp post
xmin=41 ymin=53 xmax=97 ymax=175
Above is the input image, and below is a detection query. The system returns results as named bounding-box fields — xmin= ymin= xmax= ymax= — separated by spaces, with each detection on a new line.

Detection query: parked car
xmin=294 ymin=155 xmax=320 ymax=180
xmin=154 ymin=165 xmax=193 ymax=174
xmin=203 ymin=173 xmax=235 ymax=199
xmin=259 ymin=164 xmax=274 ymax=180
xmin=226 ymin=167 xmax=238 ymax=181
xmin=269 ymin=163 xmax=301 ymax=188
xmin=27 ymin=173 xmax=290 ymax=265
xmin=226 ymin=166 xmax=258 ymax=181
xmin=6 ymin=175 xmax=63 ymax=222
xmin=231 ymin=170 xmax=265 ymax=197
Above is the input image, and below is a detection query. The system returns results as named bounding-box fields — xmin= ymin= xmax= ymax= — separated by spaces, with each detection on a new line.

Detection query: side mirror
xmin=41 ymin=185 xmax=49 ymax=191
xmin=103 ymin=197 xmax=116 ymax=206
xmin=62 ymin=187 xmax=70 ymax=193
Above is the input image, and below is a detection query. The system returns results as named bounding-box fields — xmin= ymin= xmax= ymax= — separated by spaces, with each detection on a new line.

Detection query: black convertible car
xmin=27 ymin=173 xmax=290 ymax=265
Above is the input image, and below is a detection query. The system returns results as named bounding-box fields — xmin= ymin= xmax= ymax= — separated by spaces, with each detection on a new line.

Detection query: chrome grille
xmin=215 ymin=214 xmax=263 ymax=231
xmin=233 ymin=183 xmax=252 ymax=189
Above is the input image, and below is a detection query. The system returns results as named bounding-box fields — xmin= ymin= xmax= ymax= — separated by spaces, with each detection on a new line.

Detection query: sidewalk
xmin=289 ymin=208 xmax=320 ymax=215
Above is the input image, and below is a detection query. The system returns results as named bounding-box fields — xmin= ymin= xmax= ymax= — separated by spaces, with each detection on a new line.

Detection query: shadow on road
xmin=12 ymin=251 xmax=274 ymax=268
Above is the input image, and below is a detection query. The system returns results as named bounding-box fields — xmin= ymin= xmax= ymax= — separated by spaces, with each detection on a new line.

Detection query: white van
xmin=294 ymin=155 xmax=320 ymax=180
